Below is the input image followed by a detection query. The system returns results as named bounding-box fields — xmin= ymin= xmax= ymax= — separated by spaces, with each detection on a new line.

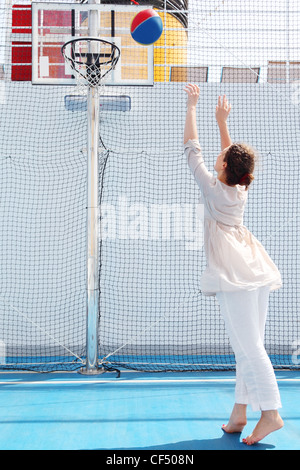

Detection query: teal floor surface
xmin=0 ymin=371 xmax=299 ymax=450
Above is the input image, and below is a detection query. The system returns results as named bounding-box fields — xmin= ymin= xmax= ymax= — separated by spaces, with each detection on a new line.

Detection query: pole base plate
xmin=78 ymin=366 xmax=106 ymax=376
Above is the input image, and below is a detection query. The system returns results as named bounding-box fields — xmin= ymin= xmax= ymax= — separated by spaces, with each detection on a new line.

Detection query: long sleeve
xmin=184 ymin=139 xmax=215 ymax=195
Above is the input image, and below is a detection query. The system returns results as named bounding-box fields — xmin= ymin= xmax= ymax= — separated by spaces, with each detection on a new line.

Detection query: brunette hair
xmin=223 ymin=143 xmax=256 ymax=189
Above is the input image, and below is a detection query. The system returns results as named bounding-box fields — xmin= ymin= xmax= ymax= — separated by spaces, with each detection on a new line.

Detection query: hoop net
xmin=61 ymin=37 xmax=120 ymax=92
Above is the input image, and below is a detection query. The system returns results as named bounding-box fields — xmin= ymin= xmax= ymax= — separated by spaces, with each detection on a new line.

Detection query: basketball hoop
xmin=62 ymin=36 xmax=121 ymax=376
xmin=61 ymin=37 xmax=121 ymax=88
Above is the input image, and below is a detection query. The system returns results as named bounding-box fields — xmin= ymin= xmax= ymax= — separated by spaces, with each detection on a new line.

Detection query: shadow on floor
xmin=97 ymin=431 xmax=275 ymax=451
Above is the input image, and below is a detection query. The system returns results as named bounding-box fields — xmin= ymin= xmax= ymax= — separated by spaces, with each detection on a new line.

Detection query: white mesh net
xmin=62 ymin=37 xmax=120 ymax=90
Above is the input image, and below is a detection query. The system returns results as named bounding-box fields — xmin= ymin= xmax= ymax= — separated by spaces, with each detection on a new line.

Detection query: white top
xmin=185 ymin=139 xmax=282 ymax=296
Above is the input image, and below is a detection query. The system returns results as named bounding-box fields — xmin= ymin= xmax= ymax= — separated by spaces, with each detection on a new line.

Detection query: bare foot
xmin=222 ymin=403 xmax=247 ymax=434
xmin=243 ymin=410 xmax=283 ymax=445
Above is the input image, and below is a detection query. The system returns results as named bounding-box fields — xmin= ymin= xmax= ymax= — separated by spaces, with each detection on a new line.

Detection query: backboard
xmin=31 ymin=2 xmax=154 ymax=86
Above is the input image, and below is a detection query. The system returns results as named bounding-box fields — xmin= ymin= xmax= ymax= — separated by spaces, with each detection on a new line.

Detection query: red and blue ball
xmin=130 ymin=9 xmax=163 ymax=46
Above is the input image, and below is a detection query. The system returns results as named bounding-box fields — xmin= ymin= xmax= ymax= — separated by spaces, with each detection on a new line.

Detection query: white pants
xmin=216 ymin=287 xmax=282 ymax=412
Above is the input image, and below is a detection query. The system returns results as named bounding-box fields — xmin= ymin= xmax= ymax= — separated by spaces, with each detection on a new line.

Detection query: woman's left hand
xmin=184 ymin=83 xmax=200 ymax=108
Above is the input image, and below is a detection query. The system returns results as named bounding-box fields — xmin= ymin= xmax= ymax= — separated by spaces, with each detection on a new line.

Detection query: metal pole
xmin=80 ymin=0 xmax=103 ymax=375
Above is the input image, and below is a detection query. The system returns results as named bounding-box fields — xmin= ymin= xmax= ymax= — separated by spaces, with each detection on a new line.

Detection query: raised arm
xmin=184 ymin=85 xmax=215 ymax=193
xmin=183 ymin=84 xmax=200 ymax=144
xmin=215 ymin=95 xmax=232 ymax=150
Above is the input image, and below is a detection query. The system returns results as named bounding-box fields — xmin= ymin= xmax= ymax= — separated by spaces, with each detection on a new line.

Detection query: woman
xmin=184 ymin=84 xmax=283 ymax=445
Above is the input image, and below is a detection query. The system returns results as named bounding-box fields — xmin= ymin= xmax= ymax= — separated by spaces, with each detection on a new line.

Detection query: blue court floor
xmin=0 ymin=370 xmax=299 ymax=451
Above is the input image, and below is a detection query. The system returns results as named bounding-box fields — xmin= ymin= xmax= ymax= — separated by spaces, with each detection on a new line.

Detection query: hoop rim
xmin=61 ymin=37 xmax=121 ymax=65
